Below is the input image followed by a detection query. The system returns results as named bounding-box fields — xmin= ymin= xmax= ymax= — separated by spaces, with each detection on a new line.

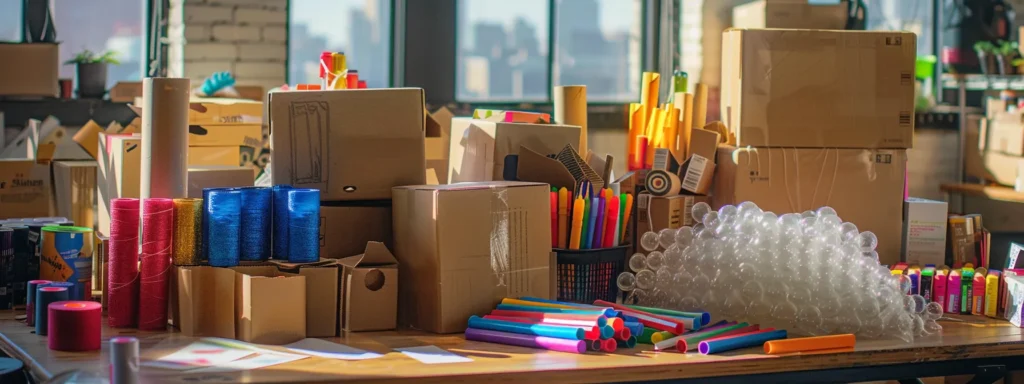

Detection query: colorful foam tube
xmin=466 ymin=328 xmax=586 ymax=354
xmin=496 ymin=304 xmax=609 ymax=317
xmin=700 ymin=329 xmax=788 ymax=355
xmin=593 ymin=300 xmax=687 ymax=333
xmin=617 ymin=335 xmax=638 ymax=349
xmin=484 ymin=314 xmax=599 ymax=329
xmin=623 ymin=321 xmax=643 ymax=338
xmin=650 ymin=331 xmax=676 ymax=344
xmin=664 ymin=314 xmax=701 ymax=330
xmin=600 ymin=325 xmax=615 ymax=339
xmin=606 ymin=317 xmax=624 ymax=332
xmin=601 ymin=338 xmax=617 ymax=352
xmin=680 ymin=325 xmax=761 ymax=352
xmin=502 ymin=298 xmax=618 ymax=318
xmin=623 ymin=304 xmax=711 ymax=325
xmin=652 ymin=322 xmax=743 ymax=351
xmin=520 ymin=297 xmax=614 ymax=311
xmin=763 ymin=334 xmax=855 ymax=355
xmin=587 ymin=339 xmax=602 ymax=351
xmin=615 ymin=327 xmax=632 ymax=341
xmin=482 ymin=315 xmax=601 ymax=340
xmin=468 ymin=316 xmax=585 ymax=340
xmin=490 ymin=310 xmax=608 ymax=327
xmin=638 ymin=327 xmax=658 ymax=344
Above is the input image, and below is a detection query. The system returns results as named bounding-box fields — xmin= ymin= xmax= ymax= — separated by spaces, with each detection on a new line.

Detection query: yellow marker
xmin=557 ymin=188 xmax=568 ymax=249
xmin=570 ymin=197 xmax=585 ymax=249
xmin=985 ymin=271 xmax=1000 ymax=317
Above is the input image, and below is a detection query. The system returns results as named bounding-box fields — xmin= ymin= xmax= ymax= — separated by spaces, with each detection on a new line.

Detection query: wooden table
xmin=1 ymin=312 xmax=1023 ymax=384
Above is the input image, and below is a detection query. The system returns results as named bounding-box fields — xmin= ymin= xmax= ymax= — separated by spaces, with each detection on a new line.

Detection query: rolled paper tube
xmin=108 ymin=198 xmax=140 ymax=328
xmin=624 ymin=304 xmax=711 ymax=325
xmin=139 ymin=198 xmax=173 ymax=331
xmin=664 ymin=314 xmax=699 ymax=330
xmin=481 ymin=315 xmax=601 ymax=340
xmin=763 ymin=334 xmax=855 ymax=355
xmin=484 ymin=314 xmax=601 ymax=329
xmin=654 ymin=322 xmax=744 ymax=351
xmin=465 ymin=327 xmax=586 ymax=354
xmin=26 ymin=280 xmax=49 ymax=326
xmin=600 ymin=325 xmax=615 ymax=339
xmin=607 ymin=317 xmax=624 ymax=332
xmin=48 ymin=301 xmax=101 ymax=351
xmin=490 ymin=310 xmax=607 ymax=327
xmin=700 ymin=329 xmax=787 ymax=355
xmin=587 ymin=339 xmax=602 ymax=352
xmin=617 ymin=335 xmax=638 ymax=349
xmin=496 ymin=304 xmax=609 ymax=317
xmin=679 ymin=324 xmax=759 ymax=352
xmin=110 ymin=336 xmax=140 ymax=384
xmin=518 ymin=297 xmax=619 ymax=314
xmin=650 ymin=331 xmax=675 ymax=344
xmin=468 ymin=316 xmax=585 ymax=340
xmin=501 ymin=298 xmax=617 ymax=317
xmin=630 ymin=136 xmax=648 ymax=171
xmin=616 ymin=327 xmax=632 ymax=341
xmin=35 ymin=287 xmax=69 ymax=336
xmin=594 ymin=300 xmax=688 ymax=333
xmin=638 ymin=327 xmax=659 ymax=344
xmin=624 ymin=321 xmax=643 ymax=338
xmin=601 ymin=338 xmax=617 ymax=353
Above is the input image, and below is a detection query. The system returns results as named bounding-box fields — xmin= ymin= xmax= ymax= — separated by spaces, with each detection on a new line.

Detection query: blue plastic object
xmin=467 ymin=315 xmax=585 ymax=340
xmin=200 ymin=71 xmax=236 ymax=96
xmin=238 ymin=187 xmax=271 ymax=261
xmin=698 ymin=329 xmax=788 ymax=355
xmin=286 ymin=189 xmax=319 ymax=263
xmin=271 ymin=185 xmax=292 ymax=260
xmin=206 ymin=189 xmax=242 ymax=267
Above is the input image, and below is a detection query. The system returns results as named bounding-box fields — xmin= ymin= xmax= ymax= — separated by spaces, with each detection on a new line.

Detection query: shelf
xmin=941 ymin=73 xmax=1024 ymax=91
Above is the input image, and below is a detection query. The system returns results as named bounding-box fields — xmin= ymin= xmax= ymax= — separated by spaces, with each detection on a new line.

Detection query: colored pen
xmin=581 ymin=196 xmax=592 ymax=249
xmin=613 ymin=193 xmax=626 ymax=247
xmin=570 ymin=198 xmax=585 ymax=250
xmin=620 ymin=193 xmax=634 ymax=243
xmin=592 ymin=197 xmax=606 ymax=249
xmin=550 ymin=192 xmax=558 ymax=248
xmin=558 ymin=188 xmax=568 ymax=249
xmin=603 ymin=195 xmax=620 ymax=248
xmin=586 ymin=197 xmax=599 ymax=250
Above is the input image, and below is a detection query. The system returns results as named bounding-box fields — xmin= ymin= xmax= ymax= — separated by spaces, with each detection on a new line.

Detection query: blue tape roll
xmin=238 ymin=187 xmax=271 ymax=261
xmin=286 ymin=189 xmax=319 ymax=263
xmin=467 ymin=315 xmax=585 ymax=340
xmin=201 ymin=188 xmax=213 ymax=262
xmin=206 ymin=189 xmax=242 ymax=267
xmin=698 ymin=329 xmax=788 ymax=355
xmin=271 ymin=185 xmax=292 ymax=260
xmin=35 ymin=286 xmax=69 ymax=335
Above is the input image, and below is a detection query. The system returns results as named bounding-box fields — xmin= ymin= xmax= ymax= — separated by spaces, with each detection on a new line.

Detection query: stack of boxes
xmin=183 ymin=98 xmax=263 ymax=170
xmin=714 ymin=29 xmax=917 ymax=265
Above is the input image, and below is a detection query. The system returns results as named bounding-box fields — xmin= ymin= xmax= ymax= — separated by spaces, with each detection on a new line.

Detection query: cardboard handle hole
xmin=343 ymin=186 xmax=357 ymax=192
xmin=364 ymin=269 xmax=385 ymax=291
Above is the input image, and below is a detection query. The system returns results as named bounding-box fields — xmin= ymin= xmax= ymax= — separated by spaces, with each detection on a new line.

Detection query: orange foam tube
xmin=763 ymin=334 xmax=856 ymax=355
xmin=607 ymin=317 xmax=624 ymax=332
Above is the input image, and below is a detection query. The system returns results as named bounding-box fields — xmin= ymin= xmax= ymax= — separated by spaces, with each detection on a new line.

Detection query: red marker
xmin=602 ymin=195 xmax=620 ymax=248
xmin=550 ymin=192 xmax=558 ymax=247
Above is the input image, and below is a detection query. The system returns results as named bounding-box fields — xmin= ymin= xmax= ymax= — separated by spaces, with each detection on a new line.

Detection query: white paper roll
xmin=110 ymin=336 xmax=139 ymax=384
xmin=141 ymin=77 xmax=190 ymax=199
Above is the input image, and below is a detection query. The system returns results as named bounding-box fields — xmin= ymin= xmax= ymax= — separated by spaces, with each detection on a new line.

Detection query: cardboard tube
xmin=554 ymin=85 xmax=587 ymax=155
xmin=693 ymin=83 xmax=708 ymax=130
xmin=645 ymin=109 xmax=666 ymax=168
xmin=640 ymin=72 xmax=660 ymax=122
xmin=141 ymin=78 xmax=189 ymax=199
xmin=627 ymin=103 xmax=643 ymax=166
xmin=665 ymin=107 xmax=681 ymax=162
xmin=764 ymin=334 xmax=855 ymax=355
xmin=680 ymin=93 xmax=694 ymax=159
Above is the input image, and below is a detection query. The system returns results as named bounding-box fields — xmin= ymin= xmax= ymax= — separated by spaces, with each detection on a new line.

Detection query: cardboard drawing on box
xmin=338 ymin=242 xmax=398 ymax=332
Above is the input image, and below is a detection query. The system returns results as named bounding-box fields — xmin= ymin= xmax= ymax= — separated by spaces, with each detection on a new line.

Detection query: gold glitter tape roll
xmin=172 ymin=198 xmax=202 ymax=265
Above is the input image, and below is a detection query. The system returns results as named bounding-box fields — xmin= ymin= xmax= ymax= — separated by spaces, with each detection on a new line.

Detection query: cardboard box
xmin=720 ymin=29 xmax=916 ymax=148
xmin=448 ymin=118 xmax=580 ymax=183
xmin=0 ymin=43 xmax=58 ymax=97
xmin=338 ymin=242 xmax=398 ymax=332
xmin=636 ymin=195 xmax=709 ymax=236
xmin=52 ymin=160 xmax=97 ymax=228
xmin=392 ymin=181 xmax=554 ymax=333
xmin=232 ymin=265 xmax=306 ymax=344
xmin=189 ymin=98 xmax=263 ymax=126
xmin=188 ymin=146 xmax=243 ymax=167
xmin=901 ymin=198 xmax=948 ymax=266
xmin=425 ymin=107 xmax=454 ymax=185
xmin=980 ymin=150 xmax=1020 ymax=187
xmin=270 ymin=260 xmax=340 ymax=338
xmin=986 ymin=112 xmax=1024 ymax=156
xmin=947 ymin=216 xmax=977 ymax=267
xmin=109 ymin=81 xmax=142 ymax=103
xmin=189 ymin=124 xmax=262 ymax=148
xmin=732 ymin=0 xmax=848 ymax=30
xmin=1005 ymin=274 xmax=1024 ymax=327
xmin=97 ymin=134 xmax=141 ymax=235
xmin=0 ymin=159 xmax=51 ymax=219
xmin=95 ymin=234 xmax=108 ymax=308
xmin=320 ymin=203 xmax=392 ymax=259
xmin=679 ymin=129 xmax=719 ymax=194
xmin=186 ymin=166 xmax=254 ymax=198
xmin=175 ymin=266 xmax=237 ymax=338
xmin=713 ymin=146 xmax=907 ymax=265
xmin=269 ymin=89 xmax=426 ymax=201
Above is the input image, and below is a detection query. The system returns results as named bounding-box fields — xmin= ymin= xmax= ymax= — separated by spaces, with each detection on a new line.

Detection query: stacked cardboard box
xmin=715 ymin=29 xmax=916 ymax=265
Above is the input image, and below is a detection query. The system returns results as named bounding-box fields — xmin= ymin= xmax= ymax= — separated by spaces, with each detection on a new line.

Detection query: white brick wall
xmin=169 ymin=0 xmax=287 ymax=90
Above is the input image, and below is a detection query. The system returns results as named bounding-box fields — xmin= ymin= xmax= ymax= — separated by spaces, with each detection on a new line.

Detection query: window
xmin=288 ymin=0 xmax=392 ymax=88
xmin=52 ymin=0 xmax=144 ymax=88
xmin=553 ymin=0 xmax=642 ymax=102
xmin=456 ymin=0 xmax=550 ymax=102
xmin=0 ymin=0 xmax=19 ymax=42
xmin=863 ymin=0 xmax=934 ymax=56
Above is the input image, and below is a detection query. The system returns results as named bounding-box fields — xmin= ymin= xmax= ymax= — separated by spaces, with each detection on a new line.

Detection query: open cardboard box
xmin=338 ymin=242 xmax=398 ymax=332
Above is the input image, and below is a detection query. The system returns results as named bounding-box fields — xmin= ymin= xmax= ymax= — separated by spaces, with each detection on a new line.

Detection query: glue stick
xmin=921 ymin=265 xmax=935 ymax=303
xmin=907 ymin=265 xmax=921 ymax=295
xmin=985 ymin=270 xmax=1000 ymax=317
xmin=971 ymin=267 xmax=987 ymax=315
xmin=934 ymin=268 xmax=948 ymax=310
xmin=946 ymin=269 xmax=961 ymax=314
xmin=960 ymin=267 xmax=974 ymax=314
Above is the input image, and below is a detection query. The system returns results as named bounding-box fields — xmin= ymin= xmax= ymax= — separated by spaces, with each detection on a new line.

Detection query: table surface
xmin=940 ymin=183 xmax=1024 ymax=204
xmin=1 ymin=311 xmax=1022 ymax=384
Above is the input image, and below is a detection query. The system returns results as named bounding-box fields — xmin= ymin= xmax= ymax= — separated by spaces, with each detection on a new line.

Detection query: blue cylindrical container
xmin=271 ymin=185 xmax=293 ymax=260
xmin=467 ymin=315 xmax=585 ymax=340
xmin=35 ymin=286 xmax=69 ymax=335
xmin=698 ymin=329 xmax=788 ymax=355
xmin=201 ymin=188 xmax=214 ymax=262
xmin=286 ymin=189 xmax=319 ymax=263
xmin=206 ymin=189 xmax=242 ymax=267
xmin=238 ymin=187 xmax=271 ymax=261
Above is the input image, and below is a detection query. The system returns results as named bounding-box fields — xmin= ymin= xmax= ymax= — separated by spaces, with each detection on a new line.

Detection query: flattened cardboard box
xmin=320 ymin=204 xmax=392 ymax=259
xmin=448 ymin=118 xmax=580 ymax=183
xmin=714 ymin=146 xmax=906 ymax=265
xmin=338 ymin=242 xmax=398 ymax=332
xmin=721 ymin=29 xmax=915 ymax=148
xmin=393 ymin=181 xmax=555 ymax=333
xmin=269 ymin=88 xmax=426 ymax=201
xmin=0 ymin=159 xmax=51 ymax=219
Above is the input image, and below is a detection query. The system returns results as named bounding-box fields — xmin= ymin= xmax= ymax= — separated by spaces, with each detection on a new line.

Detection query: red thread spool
xmin=108 ymin=198 xmax=140 ymax=328
xmin=139 ymin=198 xmax=173 ymax=330
xmin=48 ymin=301 xmax=101 ymax=351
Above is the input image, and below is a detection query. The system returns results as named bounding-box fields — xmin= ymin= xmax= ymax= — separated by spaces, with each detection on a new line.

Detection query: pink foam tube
xmin=466 ymin=327 xmax=586 ymax=354
xmin=482 ymin=315 xmax=601 ymax=340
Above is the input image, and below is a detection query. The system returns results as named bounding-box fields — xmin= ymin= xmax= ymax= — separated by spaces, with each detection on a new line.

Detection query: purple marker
xmin=592 ymin=197 xmax=606 ymax=249
xmin=584 ymin=197 xmax=600 ymax=250
xmin=466 ymin=327 xmax=586 ymax=354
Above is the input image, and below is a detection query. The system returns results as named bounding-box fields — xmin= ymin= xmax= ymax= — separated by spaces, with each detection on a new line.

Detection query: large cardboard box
xmin=338 ymin=242 xmax=398 ymax=332
xmin=232 ymin=265 xmax=306 ymax=344
xmin=52 ymin=160 xmax=97 ymax=228
xmin=0 ymin=43 xmax=58 ymax=97
xmin=901 ymin=198 xmax=948 ymax=266
xmin=448 ymin=118 xmax=580 ymax=183
xmin=186 ymin=166 xmax=254 ymax=198
xmin=0 ymin=159 xmax=51 ymax=219
xmin=188 ymin=98 xmax=263 ymax=126
xmin=636 ymin=195 xmax=709 ymax=237
xmin=720 ymin=29 xmax=916 ymax=148
xmin=188 ymin=146 xmax=243 ymax=167
xmin=269 ymin=89 xmax=426 ymax=201
xmin=320 ymin=204 xmax=392 ymax=259
xmin=713 ymin=146 xmax=907 ymax=265
xmin=732 ymin=0 xmax=848 ymax=30
xmin=392 ymin=181 xmax=554 ymax=333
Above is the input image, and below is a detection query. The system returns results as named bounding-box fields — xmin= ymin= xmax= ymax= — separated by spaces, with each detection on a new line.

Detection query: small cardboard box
xmin=52 ymin=160 xmax=97 ymax=228
xmin=271 ymin=259 xmax=340 ymax=337
xmin=269 ymin=88 xmax=426 ymax=201
xmin=188 ymin=146 xmax=243 ymax=167
xmin=320 ymin=204 xmax=392 ymax=259
xmin=714 ymin=146 xmax=907 ymax=265
xmin=0 ymin=159 xmax=52 ymax=219
xmin=901 ymin=198 xmax=948 ymax=266
xmin=175 ymin=266 xmax=237 ymax=338
xmin=0 ymin=43 xmax=58 ymax=97
xmin=947 ymin=216 xmax=977 ymax=267
xmin=189 ymin=98 xmax=263 ymax=126
xmin=186 ymin=166 xmax=254 ymax=198
xmin=392 ymin=181 xmax=554 ymax=333
xmin=721 ymin=29 xmax=916 ymax=148
xmin=732 ymin=0 xmax=848 ymax=30
xmin=448 ymin=118 xmax=580 ymax=183
xmin=679 ymin=129 xmax=719 ymax=194
xmin=189 ymin=124 xmax=263 ymax=148
xmin=636 ymin=194 xmax=709 ymax=236
xmin=338 ymin=242 xmax=398 ymax=332
xmin=233 ymin=265 xmax=306 ymax=344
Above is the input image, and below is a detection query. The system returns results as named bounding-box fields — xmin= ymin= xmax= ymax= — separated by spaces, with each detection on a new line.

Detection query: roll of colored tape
xmin=25 ymin=280 xmax=50 ymax=327
xmin=35 ymin=286 xmax=69 ymax=336
xmin=48 ymin=301 xmax=101 ymax=351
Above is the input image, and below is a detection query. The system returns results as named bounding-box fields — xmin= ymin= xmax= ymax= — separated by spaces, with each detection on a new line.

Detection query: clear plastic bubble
xmin=840 ymin=222 xmax=859 ymax=242
xmin=675 ymin=226 xmax=694 ymax=246
xmin=898 ymin=275 xmax=912 ymax=295
xmin=628 ymin=253 xmax=647 ymax=272
xmin=646 ymin=251 xmax=665 ymax=270
xmin=858 ymin=231 xmax=879 ymax=250
xmin=655 ymin=268 xmax=673 ymax=287
xmin=912 ymin=295 xmax=927 ymax=313
xmin=924 ymin=319 xmax=942 ymax=334
xmin=641 ymin=231 xmax=660 ymax=252
xmin=625 ymin=289 xmax=648 ymax=305
xmin=924 ymin=302 xmax=943 ymax=321
xmin=816 ymin=206 xmax=838 ymax=217
xmin=635 ymin=270 xmax=655 ymax=290
xmin=664 ymin=244 xmax=684 ymax=270
xmin=801 ymin=210 xmax=816 ymax=218
xmin=703 ymin=211 xmax=721 ymax=231
xmin=692 ymin=202 xmax=711 ymax=223
xmin=679 ymin=296 xmax=699 ymax=311
xmin=616 ymin=272 xmax=636 ymax=291
xmin=658 ymin=228 xmax=677 ymax=249
xmin=717 ymin=205 xmax=738 ymax=221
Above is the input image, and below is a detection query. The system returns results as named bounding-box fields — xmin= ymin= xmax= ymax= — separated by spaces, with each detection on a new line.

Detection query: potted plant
xmin=64 ymin=50 xmax=119 ymax=99
xmin=995 ymin=40 xmax=1020 ymax=75
xmin=974 ymin=41 xmax=998 ymax=75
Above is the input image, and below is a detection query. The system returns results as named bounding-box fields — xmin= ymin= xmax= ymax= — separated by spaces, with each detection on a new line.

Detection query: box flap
xmin=516 ymin=145 xmax=576 ymax=190
xmin=339 ymin=241 xmax=397 ymax=269
xmin=269 ymin=258 xmax=337 ymax=271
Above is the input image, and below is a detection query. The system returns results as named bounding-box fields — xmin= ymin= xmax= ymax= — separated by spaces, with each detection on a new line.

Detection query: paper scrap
xmin=396 ymin=346 xmax=472 ymax=364
xmin=187 ymin=352 xmax=308 ymax=373
xmin=285 ymin=338 xmax=383 ymax=361
xmin=142 ymin=341 xmax=255 ymax=370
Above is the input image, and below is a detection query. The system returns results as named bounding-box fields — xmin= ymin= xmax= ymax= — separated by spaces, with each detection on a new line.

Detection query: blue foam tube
xmin=468 ymin=315 xmax=585 ymax=340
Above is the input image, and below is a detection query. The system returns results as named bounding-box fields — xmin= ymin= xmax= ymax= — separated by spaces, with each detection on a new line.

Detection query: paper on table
xmin=396 ymin=346 xmax=472 ymax=364
xmin=142 ymin=341 xmax=256 ymax=370
xmin=187 ymin=352 xmax=308 ymax=373
xmin=285 ymin=338 xmax=383 ymax=360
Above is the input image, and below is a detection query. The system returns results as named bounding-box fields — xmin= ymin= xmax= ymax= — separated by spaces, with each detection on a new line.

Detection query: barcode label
xmin=900 ymin=72 xmax=912 ymax=85
xmin=682 ymin=155 xmax=707 ymax=192
xmin=638 ymin=194 xmax=651 ymax=209
xmin=899 ymin=112 xmax=911 ymax=126
xmin=653 ymin=149 xmax=670 ymax=171
xmin=965 ymin=218 xmax=974 ymax=236
xmin=683 ymin=197 xmax=696 ymax=226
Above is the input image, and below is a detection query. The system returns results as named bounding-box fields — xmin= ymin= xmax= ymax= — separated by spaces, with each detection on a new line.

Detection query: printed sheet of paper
xmin=395 ymin=345 xmax=472 ymax=364
xmin=187 ymin=352 xmax=308 ymax=373
xmin=142 ymin=341 xmax=256 ymax=370
xmin=285 ymin=338 xmax=383 ymax=360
